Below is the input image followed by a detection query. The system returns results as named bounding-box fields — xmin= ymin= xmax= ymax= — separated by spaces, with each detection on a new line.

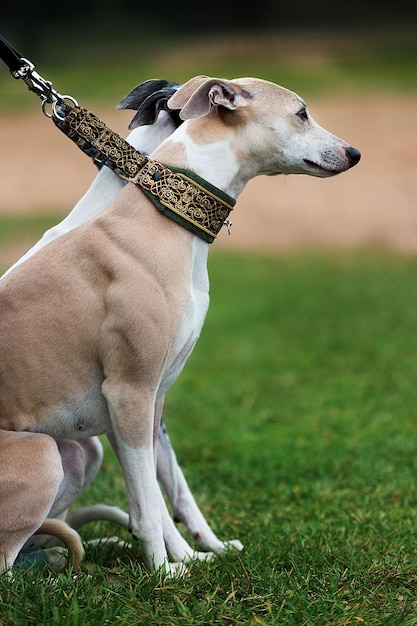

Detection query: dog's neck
xmin=56 ymin=105 xmax=235 ymax=244
xmin=151 ymin=120 xmax=249 ymax=200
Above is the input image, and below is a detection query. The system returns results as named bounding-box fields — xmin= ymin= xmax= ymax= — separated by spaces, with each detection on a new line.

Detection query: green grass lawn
xmin=2 ymin=248 xmax=417 ymax=624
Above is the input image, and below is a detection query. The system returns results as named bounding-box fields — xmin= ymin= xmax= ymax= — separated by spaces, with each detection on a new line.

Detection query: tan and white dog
xmin=2 ymin=80 xmax=242 ymax=572
xmin=0 ymin=75 xmax=360 ymax=575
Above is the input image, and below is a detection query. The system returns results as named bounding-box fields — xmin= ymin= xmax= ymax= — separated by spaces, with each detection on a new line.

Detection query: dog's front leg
xmin=157 ymin=419 xmax=243 ymax=554
xmin=111 ymin=438 xmax=179 ymax=574
xmin=158 ymin=490 xmax=214 ymax=563
xmin=104 ymin=392 xmax=186 ymax=577
xmin=152 ymin=399 xmax=214 ymax=563
xmin=107 ymin=427 xmax=213 ymax=564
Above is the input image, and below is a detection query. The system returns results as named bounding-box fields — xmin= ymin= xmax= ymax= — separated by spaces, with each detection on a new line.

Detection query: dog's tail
xmin=34 ymin=519 xmax=84 ymax=572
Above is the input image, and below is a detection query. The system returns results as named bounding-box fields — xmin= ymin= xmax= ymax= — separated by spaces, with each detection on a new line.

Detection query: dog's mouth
xmin=303 ymin=159 xmax=341 ymax=176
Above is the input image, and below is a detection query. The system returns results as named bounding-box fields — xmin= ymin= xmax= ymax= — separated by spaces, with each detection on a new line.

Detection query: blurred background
xmin=1 ymin=0 xmax=416 ymax=64
xmin=0 ymin=3 xmax=416 ymax=262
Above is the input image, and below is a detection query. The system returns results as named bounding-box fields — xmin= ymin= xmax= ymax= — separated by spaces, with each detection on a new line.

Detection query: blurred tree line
xmin=1 ymin=0 xmax=416 ymax=63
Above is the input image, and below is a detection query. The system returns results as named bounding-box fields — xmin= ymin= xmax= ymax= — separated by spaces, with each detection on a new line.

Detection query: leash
xmin=0 ymin=35 xmax=234 ymax=243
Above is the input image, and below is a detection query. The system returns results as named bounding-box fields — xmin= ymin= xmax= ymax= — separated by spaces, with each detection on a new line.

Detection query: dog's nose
xmin=345 ymin=146 xmax=361 ymax=166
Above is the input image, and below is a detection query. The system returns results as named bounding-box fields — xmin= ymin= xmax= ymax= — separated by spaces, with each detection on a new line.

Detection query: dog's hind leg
xmin=23 ymin=437 xmax=104 ymax=556
xmin=157 ymin=419 xmax=243 ymax=554
xmin=51 ymin=438 xmax=103 ymax=519
xmin=0 ymin=431 xmax=64 ymax=574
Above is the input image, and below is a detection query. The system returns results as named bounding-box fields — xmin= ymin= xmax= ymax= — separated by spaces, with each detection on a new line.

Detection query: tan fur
xmin=0 ymin=186 xmax=193 ymax=447
xmin=34 ymin=519 xmax=84 ymax=572
xmin=0 ymin=431 xmax=63 ymax=573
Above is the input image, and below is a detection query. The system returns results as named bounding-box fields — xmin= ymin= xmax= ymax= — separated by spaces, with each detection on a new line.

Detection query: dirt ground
xmin=0 ymin=91 xmax=416 ymax=267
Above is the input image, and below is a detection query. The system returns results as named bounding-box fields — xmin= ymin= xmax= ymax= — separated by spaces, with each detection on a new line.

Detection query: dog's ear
xmin=116 ymin=79 xmax=181 ymax=129
xmin=167 ymin=76 xmax=250 ymax=120
xmin=165 ymin=75 xmax=211 ymax=110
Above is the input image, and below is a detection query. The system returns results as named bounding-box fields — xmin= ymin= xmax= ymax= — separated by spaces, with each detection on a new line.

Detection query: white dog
xmin=0 ymin=75 xmax=360 ymax=575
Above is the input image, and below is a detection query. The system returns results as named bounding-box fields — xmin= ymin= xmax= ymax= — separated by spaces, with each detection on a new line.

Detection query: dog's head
xmin=166 ymin=75 xmax=361 ymax=178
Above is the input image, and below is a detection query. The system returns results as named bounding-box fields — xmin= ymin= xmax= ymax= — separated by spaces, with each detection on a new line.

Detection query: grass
xmin=2 ymin=247 xmax=417 ymax=624
xmin=0 ymin=214 xmax=63 ymax=248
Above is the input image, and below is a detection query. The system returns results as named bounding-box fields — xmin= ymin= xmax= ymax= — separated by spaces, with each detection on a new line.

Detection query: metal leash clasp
xmin=11 ymin=57 xmax=77 ymax=120
xmin=12 ymin=57 xmax=54 ymax=99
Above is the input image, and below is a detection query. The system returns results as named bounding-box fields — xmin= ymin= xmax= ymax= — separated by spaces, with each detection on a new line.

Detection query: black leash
xmin=0 ymin=34 xmax=234 ymax=242
xmin=0 ymin=35 xmax=25 ymax=74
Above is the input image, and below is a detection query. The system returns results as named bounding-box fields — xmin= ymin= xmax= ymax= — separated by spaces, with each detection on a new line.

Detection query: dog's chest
xmin=159 ymin=239 xmax=210 ymax=395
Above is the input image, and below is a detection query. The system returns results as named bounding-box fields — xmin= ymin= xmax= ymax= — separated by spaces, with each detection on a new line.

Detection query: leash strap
xmin=0 ymin=34 xmax=235 ymax=242
xmin=53 ymin=104 xmax=149 ymax=176
xmin=0 ymin=35 xmax=24 ymax=73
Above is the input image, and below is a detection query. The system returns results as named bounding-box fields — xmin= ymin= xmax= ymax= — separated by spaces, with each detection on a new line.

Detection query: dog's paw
xmin=183 ymin=550 xmax=215 ymax=563
xmin=217 ymin=539 xmax=244 ymax=554
xmin=161 ymin=560 xmax=188 ymax=578
xmin=14 ymin=546 xmax=71 ymax=572
xmin=43 ymin=546 xmax=69 ymax=570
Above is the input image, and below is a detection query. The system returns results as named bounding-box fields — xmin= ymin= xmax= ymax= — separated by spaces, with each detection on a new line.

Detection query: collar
xmin=132 ymin=160 xmax=234 ymax=243
xmin=54 ymin=105 xmax=235 ymax=243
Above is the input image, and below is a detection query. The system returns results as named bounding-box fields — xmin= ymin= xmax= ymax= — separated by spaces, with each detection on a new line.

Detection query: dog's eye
xmin=296 ymin=107 xmax=308 ymax=121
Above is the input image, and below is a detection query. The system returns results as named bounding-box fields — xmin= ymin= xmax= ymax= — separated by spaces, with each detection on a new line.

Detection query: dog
xmin=0 ymin=75 xmax=360 ymax=575
xmin=2 ymin=80 xmax=244 ymax=573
